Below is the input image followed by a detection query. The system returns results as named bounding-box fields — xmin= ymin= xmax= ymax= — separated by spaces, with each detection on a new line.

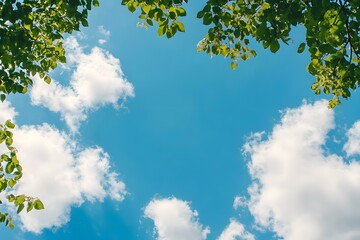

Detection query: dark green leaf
xmin=297 ymin=42 xmax=306 ymax=53
xmin=270 ymin=41 xmax=280 ymax=53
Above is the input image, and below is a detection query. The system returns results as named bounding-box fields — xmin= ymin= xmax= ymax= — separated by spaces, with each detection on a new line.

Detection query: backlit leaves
xmin=124 ymin=0 xmax=360 ymax=108
xmin=121 ymin=0 xmax=187 ymax=39
xmin=0 ymin=0 xmax=99 ymax=100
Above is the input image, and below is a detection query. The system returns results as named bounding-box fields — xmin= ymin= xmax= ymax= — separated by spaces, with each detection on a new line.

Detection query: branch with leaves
xmin=122 ymin=0 xmax=360 ymax=108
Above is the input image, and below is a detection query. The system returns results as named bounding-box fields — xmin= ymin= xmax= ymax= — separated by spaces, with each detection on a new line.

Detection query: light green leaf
xmin=230 ymin=62 xmax=238 ymax=70
xmin=34 ymin=200 xmax=45 ymax=210
xmin=5 ymin=120 xmax=15 ymax=129
xmin=176 ymin=22 xmax=185 ymax=32
xmin=17 ymin=204 xmax=24 ymax=214
xmin=158 ymin=26 xmax=166 ymax=36
xmin=44 ymin=76 xmax=51 ymax=84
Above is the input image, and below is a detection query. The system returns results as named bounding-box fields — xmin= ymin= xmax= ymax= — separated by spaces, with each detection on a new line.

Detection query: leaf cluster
xmin=121 ymin=0 xmax=187 ymax=38
xmin=124 ymin=0 xmax=360 ymax=107
xmin=0 ymin=0 xmax=99 ymax=100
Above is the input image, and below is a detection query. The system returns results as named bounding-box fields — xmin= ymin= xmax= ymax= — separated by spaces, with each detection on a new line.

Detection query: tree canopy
xmin=0 ymin=0 xmax=97 ymax=100
xmin=0 ymin=0 xmax=359 ymax=230
xmin=122 ymin=0 xmax=360 ymax=107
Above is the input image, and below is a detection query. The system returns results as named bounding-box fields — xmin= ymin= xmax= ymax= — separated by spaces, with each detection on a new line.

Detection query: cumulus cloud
xmin=144 ymin=197 xmax=210 ymax=240
xmin=30 ymin=37 xmax=134 ymax=132
xmin=0 ymin=101 xmax=126 ymax=233
xmin=218 ymin=219 xmax=254 ymax=240
xmin=344 ymin=121 xmax=360 ymax=156
xmin=243 ymin=100 xmax=360 ymax=240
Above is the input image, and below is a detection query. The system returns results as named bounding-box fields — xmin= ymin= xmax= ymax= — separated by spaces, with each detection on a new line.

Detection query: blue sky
xmin=2 ymin=1 xmax=360 ymax=240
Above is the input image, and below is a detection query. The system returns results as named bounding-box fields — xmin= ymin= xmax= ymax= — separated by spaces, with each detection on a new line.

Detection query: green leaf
xmin=8 ymin=179 xmax=15 ymax=188
xmin=5 ymin=120 xmax=15 ymax=129
xmin=5 ymin=163 xmax=14 ymax=174
xmin=5 ymin=137 xmax=13 ymax=146
xmin=230 ymin=62 xmax=238 ymax=70
xmin=203 ymin=13 xmax=212 ymax=25
xmin=59 ymin=56 xmax=66 ymax=63
xmin=196 ymin=10 xmax=204 ymax=19
xmin=23 ymin=24 xmax=31 ymax=31
xmin=176 ymin=22 xmax=185 ymax=32
xmin=249 ymin=50 xmax=257 ymax=57
xmin=128 ymin=3 xmax=137 ymax=12
xmin=81 ymin=19 xmax=88 ymax=27
xmin=44 ymin=76 xmax=51 ymax=84
xmin=146 ymin=18 xmax=153 ymax=26
xmin=270 ymin=41 xmax=280 ymax=53
xmin=9 ymin=221 xmax=14 ymax=230
xmin=158 ymin=26 xmax=166 ymax=36
xmin=27 ymin=202 xmax=34 ymax=212
xmin=7 ymin=194 xmax=15 ymax=203
xmin=93 ymin=0 xmax=99 ymax=7
xmin=17 ymin=203 xmax=24 ymax=214
xmin=34 ymin=200 xmax=44 ymax=210
xmin=297 ymin=42 xmax=306 ymax=53
xmin=142 ymin=5 xmax=151 ymax=14
xmin=262 ymin=2 xmax=271 ymax=10
xmin=15 ymin=195 xmax=25 ymax=205
xmin=241 ymin=54 xmax=249 ymax=61
xmin=21 ymin=86 xmax=27 ymax=94
xmin=176 ymin=8 xmax=186 ymax=17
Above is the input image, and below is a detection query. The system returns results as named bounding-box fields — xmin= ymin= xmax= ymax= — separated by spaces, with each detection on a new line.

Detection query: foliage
xmin=122 ymin=0 xmax=360 ymax=107
xmin=0 ymin=0 xmax=98 ymax=229
xmin=0 ymin=0 xmax=97 ymax=100
xmin=0 ymin=120 xmax=44 ymax=229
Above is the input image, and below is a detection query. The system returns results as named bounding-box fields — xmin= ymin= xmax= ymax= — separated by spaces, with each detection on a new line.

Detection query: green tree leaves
xmin=121 ymin=0 xmax=187 ymax=38
xmin=0 ymin=0 xmax=99 ymax=100
xmin=123 ymin=0 xmax=360 ymax=108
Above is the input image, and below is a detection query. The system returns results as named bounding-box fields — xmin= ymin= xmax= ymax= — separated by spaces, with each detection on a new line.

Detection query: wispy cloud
xmin=30 ymin=36 xmax=134 ymax=132
xmin=0 ymin=101 xmax=126 ymax=233
xmin=243 ymin=100 xmax=360 ymax=240
xmin=233 ymin=196 xmax=247 ymax=210
xmin=144 ymin=197 xmax=210 ymax=240
xmin=98 ymin=25 xmax=110 ymax=45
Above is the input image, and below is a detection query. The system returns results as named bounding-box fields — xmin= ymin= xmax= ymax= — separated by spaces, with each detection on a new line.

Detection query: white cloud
xmin=0 ymin=100 xmax=17 ymax=123
xmin=344 ymin=121 xmax=360 ymax=156
xmin=233 ymin=196 xmax=247 ymax=210
xmin=30 ymin=37 xmax=134 ymax=132
xmin=218 ymin=219 xmax=254 ymax=240
xmin=144 ymin=197 xmax=210 ymax=240
xmin=98 ymin=25 xmax=110 ymax=44
xmin=0 ymin=102 xmax=126 ymax=233
xmin=243 ymin=100 xmax=360 ymax=240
